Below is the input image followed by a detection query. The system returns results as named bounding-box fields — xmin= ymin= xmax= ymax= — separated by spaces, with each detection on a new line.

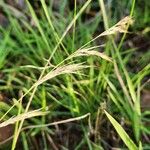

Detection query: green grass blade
xmin=104 ymin=110 xmax=138 ymax=150
xmin=25 ymin=0 xmax=50 ymax=50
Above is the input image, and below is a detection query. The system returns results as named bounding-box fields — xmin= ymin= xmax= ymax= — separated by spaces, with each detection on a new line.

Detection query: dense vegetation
xmin=0 ymin=0 xmax=150 ymax=149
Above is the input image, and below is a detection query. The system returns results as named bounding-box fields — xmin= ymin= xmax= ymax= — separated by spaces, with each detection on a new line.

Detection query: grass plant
xmin=0 ymin=0 xmax=149 ymax=149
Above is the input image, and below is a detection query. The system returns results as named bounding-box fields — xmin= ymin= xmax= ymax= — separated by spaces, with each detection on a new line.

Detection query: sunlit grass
xmin=0 ymin=0 xmax=149 ymax=149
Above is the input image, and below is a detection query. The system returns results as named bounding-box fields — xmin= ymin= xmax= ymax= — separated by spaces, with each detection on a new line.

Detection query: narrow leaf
xmin=104 ymin=110 xmax=138 ymax=150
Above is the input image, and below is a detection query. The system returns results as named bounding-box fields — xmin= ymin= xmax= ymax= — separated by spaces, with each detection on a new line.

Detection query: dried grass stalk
xmin=0 ymin=110 xmax=48 ymax=128
xmin=69 ymin=48 xmax=112 ymax=62
xmin=100 ymin=16 xmax=134 ymax=36
xmin=35 ymin=64 xmax=88 ymax=86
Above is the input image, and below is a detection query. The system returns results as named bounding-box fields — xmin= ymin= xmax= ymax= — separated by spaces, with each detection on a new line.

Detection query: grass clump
xmin=0 ymin=0 xmax=149 ymax=149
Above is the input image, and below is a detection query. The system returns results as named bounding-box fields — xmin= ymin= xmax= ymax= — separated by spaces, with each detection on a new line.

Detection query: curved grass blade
xmin=104 ymin=110 xmax=138 ymax=150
